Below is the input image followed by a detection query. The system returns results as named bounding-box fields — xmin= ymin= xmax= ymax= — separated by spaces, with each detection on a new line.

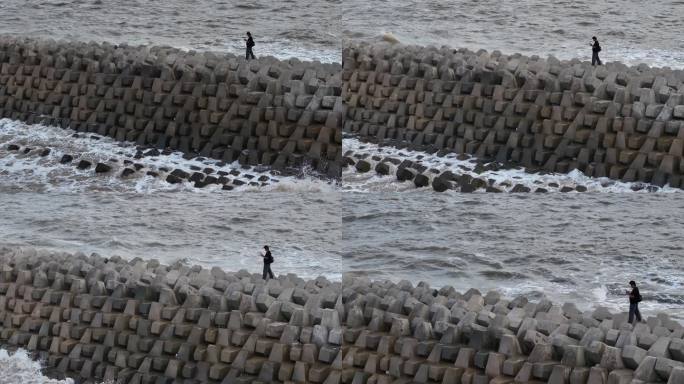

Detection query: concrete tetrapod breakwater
xmin=3 ymin=248 xmax=684 ymax=383
xmin=342 ymin=43 xmax=684 ymax=190
xmin=0 ymin=37 xmax=344 ymax=179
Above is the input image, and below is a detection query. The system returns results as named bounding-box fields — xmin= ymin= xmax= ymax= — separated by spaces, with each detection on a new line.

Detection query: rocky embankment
xmin=0 ymin=36 xmax=343 ymax=179
xmin=1 ymin=247 xmax=684 ymax=383
xmin=343 ymin=43 xmax=684 ymax=190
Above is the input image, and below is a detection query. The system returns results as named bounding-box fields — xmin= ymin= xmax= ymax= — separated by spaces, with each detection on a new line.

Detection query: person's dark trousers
xmin=262 ymin=263 xmax=274 ymax=280
xmin=592 ymin=52 xmax=601 ymax=66
xmin=629 ymin=303 xmax=642 ymax=324
xmin=246 ymin=47 xmax=255 ymax=60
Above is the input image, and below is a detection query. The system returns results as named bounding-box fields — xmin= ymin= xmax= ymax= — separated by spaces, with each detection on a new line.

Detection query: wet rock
xmin=120 ymin=168 xmax=135 ymax=178
xmin=396 ymin=167 xmax=416 ymax=181
xmin=194 ymin=181 xmax=208 ymax=188
xmin=257 ymin=175 xmax=269 ymax=182
xmin=166 ymin=174 xmax=183 ymax=184
xmin=485 ymin=186 xmax=502 ymax=193
xmin=203 ymin=168 xmax=215 ymax=175
xmin=535 ymin=188 xmax=548 ymax=193
xmin=146 ymin=171 xmax=159 ymax=177
xmin=414 ymin=173 xmax=430 ymax=188
xmin=576 ymin=185 xmax=587 ymax=192
xmin=7 ymin=144 xmax=20 ymax=151
xmin=560 ymin=186 xmax=574 ymax=192
xmin=95 ymin=163 xmax=112 ymax=173
xmin=204 ymin=176 xmax=219 ymax=184
xmin=432 ymin=177 xmax=454 ymax=192
xmin=511 ymin=184 xmax=531 ymax=193
xmin=244 ymin=174 xmax=255 ymax=179
xmin=222 ymin=184 xmax=234 ymax=191
xmin=233 ymin=179 xmax=245 ymax=186
xmin=229 ymin=169 xmax=241 ymax=176
xmin=355 ymin=160 xmax=371 ymax=173
xmin=189 ymin=165 xmax=201 ymax=171
xmin=472 ymin=178 xmax=488 ymax=189
xmin=77 ymin=160 xmax=92 ymax=169
xmin=133 ymin=163 xmax=144 ymax=171
xmin=39 ymin=148 xmax=51 ymax=157
xmin=190 ymin=172 xmax=205 ymax=182
xmin=143 ymin=148 xmax=160 ymax=157
xmin=375 ymin=162 xmax=391 ymax=175
xmin=549 ymin=182 xmax=560 ymax=188
xmin=59 ymin=154 xmax=73 ymax=164
xmin=23 ymin=147 xmax=31 ymax=154
xmin=170 ymin=169 xmax=189 ymax=179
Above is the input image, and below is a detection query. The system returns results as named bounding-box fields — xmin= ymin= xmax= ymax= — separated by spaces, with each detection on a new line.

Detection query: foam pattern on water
xmin=0 ymin=119 xmax=337 ymax=193
xmin=343 ymin=137 xmax=681 ymax=193
xmin=0 ymin=349 xmax=73 ymax=384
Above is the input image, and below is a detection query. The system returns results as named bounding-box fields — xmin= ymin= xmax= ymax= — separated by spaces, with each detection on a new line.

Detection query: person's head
xmin=592 ymin=36 xmax=597 ymax=41
xmin=264 ymin=245 xmax=269 ymax=251
xmin=247 ymin=32 xmax=252 ymax=37
xmin=629 ymin=280 xmax=636 ymax=287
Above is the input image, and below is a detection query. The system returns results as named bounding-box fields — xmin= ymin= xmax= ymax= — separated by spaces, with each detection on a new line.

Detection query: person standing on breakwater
xmin=261 ymin=245 xmax=275 ymax=280
xmin=591 ymin=36 xmax=602 ymax=66
xmin=626 ymin=280 xmax=643 ymax=324
xmin=245 ymin=32 xmax=256 ymax=60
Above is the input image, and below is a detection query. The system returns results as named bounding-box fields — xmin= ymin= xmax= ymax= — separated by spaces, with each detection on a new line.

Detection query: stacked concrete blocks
xmin=2 ymin=247 xmax=684 ymax=383
xmin=342 ymin=43 xmax=684 ymax=187
xmin=0 ymin=247 xmax=344 ymax=383
xmin=0 ymin=36 xmax=344 ymax=179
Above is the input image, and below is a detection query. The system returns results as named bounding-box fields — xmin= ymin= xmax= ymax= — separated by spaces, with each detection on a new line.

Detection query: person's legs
xmin=629 ymin=303 xmax=636 ymax=324
xmin=267 ymin=264 xmax=274 ymax=279
xmin=262 ymin=264 xmax=268 ymax=279
xmin=249 ymin=48 xmax=255 ymax=60
xmin=635 ymin=304 xmax=642 ymax=322
xmin=592 ymin=52 xmax=597 ymax=66
xmin=246 ymin=48 xmax=250 ymax=60
xmin=597 ymin=54 xmax=602 ymax=66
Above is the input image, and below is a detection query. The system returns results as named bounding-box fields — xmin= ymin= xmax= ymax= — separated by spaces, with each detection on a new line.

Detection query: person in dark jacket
xmin=591 ymin=36 xmax=602 ymax=66
xmin=245 ymin=32 xmax=256 ymax=60
xmin=261 ymin=245 xmax=274 ymax=280
xmin=627 ymin=280 xmax=642 ymax=324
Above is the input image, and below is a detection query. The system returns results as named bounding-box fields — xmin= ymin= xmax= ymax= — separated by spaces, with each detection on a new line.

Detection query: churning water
xmin=343 ymin=192 xmax=684 ymax=319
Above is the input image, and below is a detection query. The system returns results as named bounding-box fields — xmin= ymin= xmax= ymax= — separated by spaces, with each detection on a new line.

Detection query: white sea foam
xmin=0 ymin=349 xmax=73 ymax=384
xmin=0 ymin=119 xmax=337 ymax=193
xmin=342 ymin=136 xmax=680 ymax=193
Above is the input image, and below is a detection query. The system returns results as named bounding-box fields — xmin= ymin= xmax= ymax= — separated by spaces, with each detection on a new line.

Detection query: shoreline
xmin=2 ymin=247 xmax=683 ymax=383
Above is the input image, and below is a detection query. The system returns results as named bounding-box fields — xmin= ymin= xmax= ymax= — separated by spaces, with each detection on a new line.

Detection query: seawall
xmin=342 ymin=43 xmax=684 ymax=190
xmin=0 ymin=36 xmax=343 ymax=179
xmin=2 ymin=247 xmax=684 ymax=383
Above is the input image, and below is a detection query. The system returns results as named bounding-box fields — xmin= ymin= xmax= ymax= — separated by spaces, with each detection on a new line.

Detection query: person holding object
xmin=245 ymin=32 xmax=256 ymax=60
xmin=626 ymin=280 xmax=642 ymax=324
xmin=591 ymin=36 xmax=602 ymax=66
xmin=261 ymin=245 xmax=274 ymax=280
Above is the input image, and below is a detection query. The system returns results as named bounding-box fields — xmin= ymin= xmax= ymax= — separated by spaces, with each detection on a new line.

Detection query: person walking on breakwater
xmin=591 ymin=36 xmax=602 ymax=66
xmin=245 ymin=32 xmax=256 ymax=60
xmin=626 ymin=280 xmax=643 ymax=324
xmin=261 ymin=245 xmax=275 ymax=280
